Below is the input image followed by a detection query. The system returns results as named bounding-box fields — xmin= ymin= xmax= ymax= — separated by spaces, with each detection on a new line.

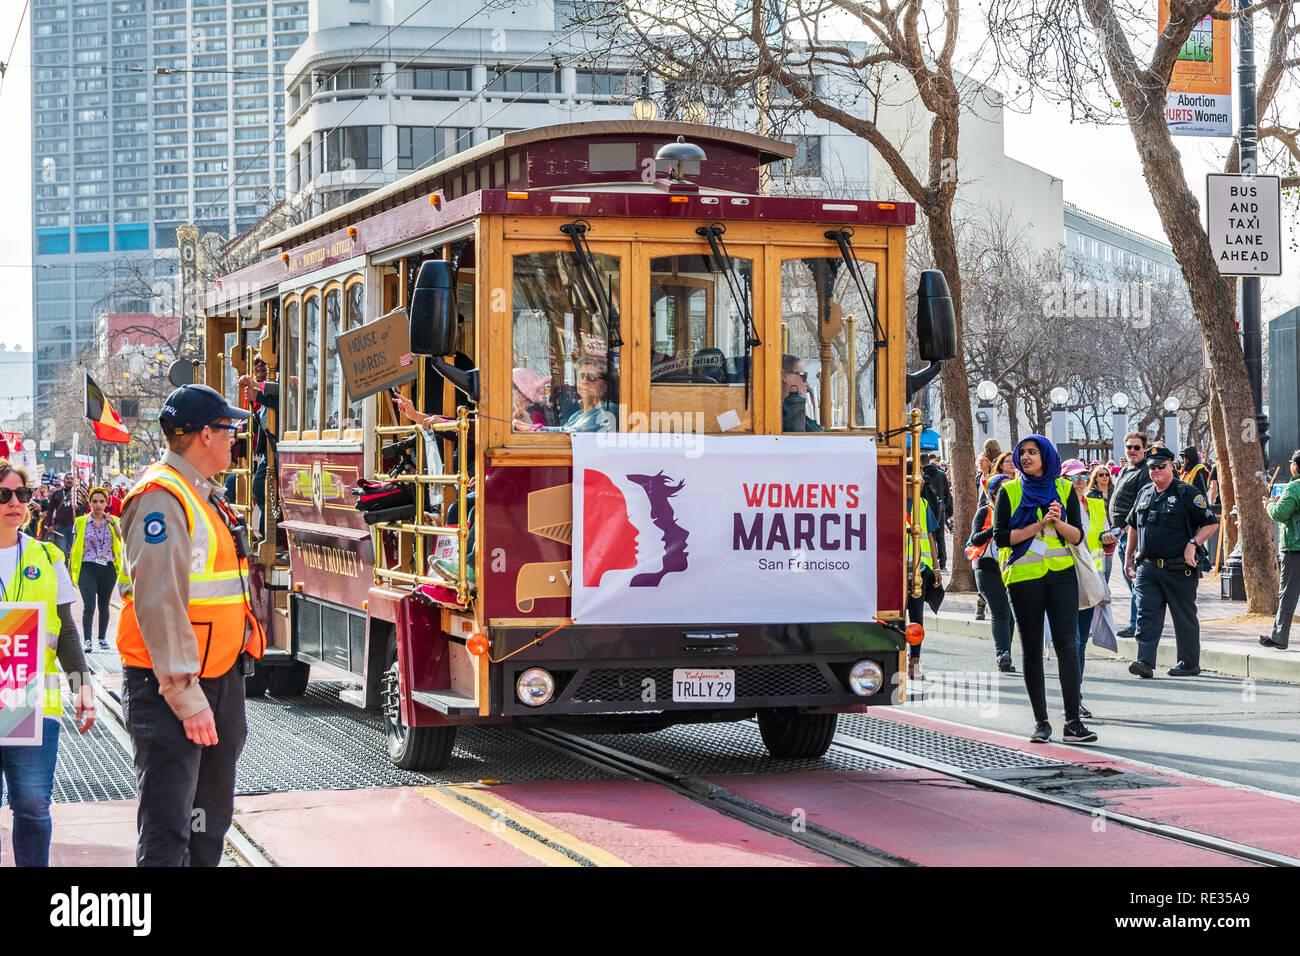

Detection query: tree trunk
xmin=1114 ymin=92 xmax=1278 ymax=612
xmin=929 ymin=204 xmax=976 ymax=593
xmin=1208 ymin=367 xmax=1237 ymax=559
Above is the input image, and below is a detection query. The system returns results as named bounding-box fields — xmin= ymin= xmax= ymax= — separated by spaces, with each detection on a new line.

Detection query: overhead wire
xmin=0 ymin=0 xmax=30 ymax=96
xmin=194 ymin=0 xmax=482 ymax=222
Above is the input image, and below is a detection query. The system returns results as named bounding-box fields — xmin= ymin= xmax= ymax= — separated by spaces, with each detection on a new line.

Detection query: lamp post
xmin=632 ymin=72 xmax=657 ymax=120
xmin=1111 ymin=391 xmax=1129 ymax=464
xmin=1050 ymin=386 xmax=1069 ymax=447
xmin=1163 ymin=396 xmax=1181 ymax=451
xmin=975 ymin=379 xmax=997 ymax=445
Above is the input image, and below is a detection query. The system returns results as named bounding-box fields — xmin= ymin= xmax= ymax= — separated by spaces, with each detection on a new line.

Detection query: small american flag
xmin=399 ymin=352 xmax=413 ymax=366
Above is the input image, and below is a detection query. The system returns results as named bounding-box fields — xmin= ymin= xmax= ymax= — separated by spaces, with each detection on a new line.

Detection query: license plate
xmin=672 ymin=668 xmax=735 ymax=703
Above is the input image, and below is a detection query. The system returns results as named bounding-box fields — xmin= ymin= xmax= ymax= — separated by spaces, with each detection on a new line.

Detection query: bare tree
xmin=568 ymin=0 xmax=998 ymax=590
xmin=986 ymin=0 xmax=1297 ymax=612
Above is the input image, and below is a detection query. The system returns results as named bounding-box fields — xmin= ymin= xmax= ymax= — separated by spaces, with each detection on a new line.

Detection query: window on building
xmin=326 ymin=126 xmax=381 ymax=170
xmin=782 ymin=135 xmax=822 ymax=177
xmin=396 ymin=67 xmax=472 ymax=91
xmin=397 ymin=126 xmax=471 ymax=169
xmin=486 ymin=68 xmax=556 ymax=94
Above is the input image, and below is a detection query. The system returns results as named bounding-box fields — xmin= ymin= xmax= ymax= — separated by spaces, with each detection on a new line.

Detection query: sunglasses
xmin=787 ymin=370 xmax=809 ymax=381
xmin=0 ymin=487 xmax=35 ymax=504
xmin=207 ymin=422 xmax=240 ymax=433
xmin=1149 ymin=462 xmax=1171 ymax=471
xmin=578 ymin=371 xmax=604 ymax=383
xmin=1126 ymin=443 xmax=1144 ymax=451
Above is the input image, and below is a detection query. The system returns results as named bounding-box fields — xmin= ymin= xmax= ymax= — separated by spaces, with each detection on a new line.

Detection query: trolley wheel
xmin=380 ymin=634 xmax=457 ymax=771
xmin=756 ymin=709 xmax=838 ymax=760
xmin=267 ymin=660 xmax=311 ymax=697
xmin=244 ymin=662 xmax=272 ymax=699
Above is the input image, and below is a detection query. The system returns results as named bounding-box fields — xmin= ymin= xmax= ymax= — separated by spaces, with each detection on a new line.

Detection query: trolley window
xmin=343 ymin=279 xmax=365 ymax=430
xmin=282 ymin=297 xmax=300 ymax=435
xmin=510 ymin=250 xmax=620 ymax=434
xmin=302 ymin=292 xmax=321 ymax=434
xmin=779 ymin=257 xmax=878 ymax=432
xmin=323 ymin=285 xmax=343 ymax=432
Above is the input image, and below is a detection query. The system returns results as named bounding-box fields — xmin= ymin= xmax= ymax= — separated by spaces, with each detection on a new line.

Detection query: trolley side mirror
xmin=409 ymin=259 xmax=454 ymax=356
xmin=916 ymin=269 xmax=957 ymax=362
xmin=410 ymin=258 xmax=480 ymax=403
xmin=905 ymin=270 xmax=957 ymax=400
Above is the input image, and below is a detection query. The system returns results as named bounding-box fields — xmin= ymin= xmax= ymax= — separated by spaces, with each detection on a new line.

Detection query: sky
xmin=0 ymin=0 xmax=1295 ymax=355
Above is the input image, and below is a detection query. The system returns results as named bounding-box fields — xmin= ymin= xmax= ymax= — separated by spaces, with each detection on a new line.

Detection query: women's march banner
xmin=571 ymin=434 xmax=878 ymax=624
xmin=0 ymin=603 xmax=47 ymax=746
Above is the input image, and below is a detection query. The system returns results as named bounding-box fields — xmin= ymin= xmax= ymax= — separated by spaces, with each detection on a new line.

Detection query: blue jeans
xmin=1117 ymin=531 xmax=1138 ymax=627
xmin=54 ymin=525 xmax=75 ymax=556
xmin=1077 ymin=606 xmax=1096 ymax=705
xmin=0 ymin=718 xmax=61 ymax=866
xmin=974 ymin=562 xmax=1015 ymax=656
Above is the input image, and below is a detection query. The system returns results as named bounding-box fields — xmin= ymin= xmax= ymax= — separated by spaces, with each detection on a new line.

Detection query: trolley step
xmin=411 ymin=690 xmax=479 ymax=716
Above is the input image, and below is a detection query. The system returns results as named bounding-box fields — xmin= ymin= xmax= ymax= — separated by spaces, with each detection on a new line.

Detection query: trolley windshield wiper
xmin=696 ymin=224 xmax=761 ymax=349
xmin=560 ymin=222 xmax=622 ymax=349
xmin=825 ymin=229 xmax=887 ymax=350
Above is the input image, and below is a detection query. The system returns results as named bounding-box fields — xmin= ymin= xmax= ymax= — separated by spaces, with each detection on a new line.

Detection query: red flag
xmin=84 ymin=372 xmax=130 ymax=444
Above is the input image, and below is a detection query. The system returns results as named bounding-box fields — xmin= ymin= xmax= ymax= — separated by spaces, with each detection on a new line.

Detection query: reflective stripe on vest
xmin=116 ymin=463 xmax=265 ymax=677
xmin=966 ymin=505 xmax=995 ymax=564
xmin=998 ymin=477 xmax=1076 ymax=586
xmin=906 ymin=498 xmax=934 ymax=571
xmin=3 ymin=535 xmax=63 ymax=716
xmin=1083 ymin=496 xmax=1107 ymax=570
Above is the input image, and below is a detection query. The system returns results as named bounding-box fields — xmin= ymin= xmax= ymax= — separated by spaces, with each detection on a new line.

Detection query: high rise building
xmin=29 ymin=0 xmax=308 ymax=420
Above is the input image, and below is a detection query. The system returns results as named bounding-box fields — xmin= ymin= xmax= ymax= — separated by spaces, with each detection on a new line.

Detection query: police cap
xmin=1146 ymin=446 xmax=1177 ymax=465
xmin=159 ymin=384 xmax=251 ymax=437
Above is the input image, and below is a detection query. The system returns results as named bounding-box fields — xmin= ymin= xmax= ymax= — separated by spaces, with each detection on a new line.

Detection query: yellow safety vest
xmin=1082 ymin=496 xmax=1107 ymax=571
xmin=906 ymin=498 xmax=934 ymax=572
xmin=998 ymin=477 xmax=1076 ymax=586
xmin=68 ymin=513 xmax=126 ymax=586
xmin=3 ymin=534 xmax=64 ymax=716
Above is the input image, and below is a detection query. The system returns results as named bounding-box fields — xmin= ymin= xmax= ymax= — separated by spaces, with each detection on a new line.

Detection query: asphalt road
xmin=912 ymin=630 xmax=1300 ymax=798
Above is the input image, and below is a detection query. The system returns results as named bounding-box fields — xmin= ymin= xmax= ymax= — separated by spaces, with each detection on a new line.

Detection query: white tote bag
xmin=1069 ymin=539 xmax=1108 ymax=610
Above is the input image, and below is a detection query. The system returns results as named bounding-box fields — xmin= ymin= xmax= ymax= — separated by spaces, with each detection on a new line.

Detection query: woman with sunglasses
xmin=991 ymin=436 xmax=1097 ymax=744
xmin=781 ymin=354 xmax=823 ymax=433
xmin=0 ymin=460 xmax=96 ymax=866
xmin=541 ymin=360 xmax=618 ymax=433
xmin=69 ymin=487 xmax=125 ymax=652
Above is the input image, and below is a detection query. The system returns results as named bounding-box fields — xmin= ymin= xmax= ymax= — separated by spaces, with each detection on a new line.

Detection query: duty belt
xmin=1142 ymin=557 xmax=1191 ymax=572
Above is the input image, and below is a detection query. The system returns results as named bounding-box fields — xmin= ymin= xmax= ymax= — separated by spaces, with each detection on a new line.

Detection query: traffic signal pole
xmin=1238 ymin=0 xmax=1268 ymax=463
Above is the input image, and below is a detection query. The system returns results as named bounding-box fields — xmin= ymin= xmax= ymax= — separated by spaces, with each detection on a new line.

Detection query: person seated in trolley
xmin=513 ymin=359 xmax=618 ymax=434
xmin=781 ymin=353 xmax=823 ymax=433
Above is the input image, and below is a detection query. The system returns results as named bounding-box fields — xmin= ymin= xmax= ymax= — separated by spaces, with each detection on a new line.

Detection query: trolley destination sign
xmin=1206 ymin=173 xmax=1283 ymax=276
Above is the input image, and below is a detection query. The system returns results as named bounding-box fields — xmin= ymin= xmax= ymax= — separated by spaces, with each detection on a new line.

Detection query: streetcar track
xmin=521 ymin=727 xmax=912 ymax=867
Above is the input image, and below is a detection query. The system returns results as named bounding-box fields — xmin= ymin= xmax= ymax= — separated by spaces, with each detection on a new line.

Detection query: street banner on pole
xmin=0 ymin=603 xmax=48 ymax=746
xmin=571 ymin=434 xmax=878 ymax=624
xmin=1160 ymin=0 xmax=1233 ymax=137
xmin=1206 ymin=173 xmax=1283 ymax=276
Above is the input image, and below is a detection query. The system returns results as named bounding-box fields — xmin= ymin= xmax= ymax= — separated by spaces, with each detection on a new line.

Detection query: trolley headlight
xmin=516 ymin=668 xmax=556 ymax=707
xmin=848 ymin=660 xmax=884 ymax=697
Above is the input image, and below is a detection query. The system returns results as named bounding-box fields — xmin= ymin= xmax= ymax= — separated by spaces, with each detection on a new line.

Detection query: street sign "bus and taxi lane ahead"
xmin=1206 ymin=173 xmax=1283 ymax=277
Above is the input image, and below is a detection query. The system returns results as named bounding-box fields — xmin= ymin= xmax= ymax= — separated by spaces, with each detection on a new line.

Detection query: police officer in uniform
xmin=1123 ymin=445 xmax=1219 ymax=678
xmin=117 ymin=385 xmax=265 ymax=866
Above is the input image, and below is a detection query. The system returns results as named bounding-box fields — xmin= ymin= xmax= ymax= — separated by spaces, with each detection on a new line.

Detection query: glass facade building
xmin=29 ymin=0 xmax=307 ymax=416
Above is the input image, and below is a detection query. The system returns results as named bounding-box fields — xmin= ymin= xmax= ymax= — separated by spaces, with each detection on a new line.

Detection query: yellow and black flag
xmin=84 ymin=371 xmax=130 ymax=444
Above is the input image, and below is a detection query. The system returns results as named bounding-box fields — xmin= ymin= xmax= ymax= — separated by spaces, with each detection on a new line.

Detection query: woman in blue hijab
xmin=991 ymin=435 xmax=1097 ymax=745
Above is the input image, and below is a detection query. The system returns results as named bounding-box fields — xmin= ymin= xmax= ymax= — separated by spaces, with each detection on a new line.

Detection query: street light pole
xmin=1238 ymin=0 xmax=1266 ymax=465
xmin=975 ymin=379 xmax=998 ymax=446
xmin=1111 ymin=391 xmax=1129 ymax=464
xmin=1050 ymin=386 xmax=1069 ymax=448
xmin=1164 ymin=396 xmax=1181 ymax=451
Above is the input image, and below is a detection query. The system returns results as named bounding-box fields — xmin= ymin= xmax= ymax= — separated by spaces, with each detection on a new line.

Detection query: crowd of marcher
xmin=913 ymin=430 xmax=1243 ymax=745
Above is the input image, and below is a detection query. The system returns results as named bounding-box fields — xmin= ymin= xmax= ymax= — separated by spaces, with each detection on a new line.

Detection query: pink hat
xmin=512 ymin=368 xmax=547 ymax=405
xmin=1061 ymin=458 xmax=1089 ymax=477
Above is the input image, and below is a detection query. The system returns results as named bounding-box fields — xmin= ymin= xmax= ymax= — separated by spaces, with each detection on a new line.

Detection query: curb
xmin=929 ymin=611 xmax=1300 ymax=684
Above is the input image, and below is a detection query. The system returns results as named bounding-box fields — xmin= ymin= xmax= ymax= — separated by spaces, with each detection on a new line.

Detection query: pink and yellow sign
xmin=1160 ymin=0 xmax=1233 ymax=137
xmin=0 ymin=603 xmax=47 ymax=746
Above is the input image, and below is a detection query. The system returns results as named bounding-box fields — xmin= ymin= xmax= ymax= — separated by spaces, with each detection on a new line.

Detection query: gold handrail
xmin=371 ymin=404 xmax=474 ymax=610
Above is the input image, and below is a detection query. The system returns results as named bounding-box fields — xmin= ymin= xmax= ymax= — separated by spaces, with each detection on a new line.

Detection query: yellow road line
xmin=415 ymin=785 xmax=630 ymax=867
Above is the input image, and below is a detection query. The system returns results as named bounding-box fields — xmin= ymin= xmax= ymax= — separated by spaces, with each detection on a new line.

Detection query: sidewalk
xmin=929 ymin=567 xmax=1299 ymax=683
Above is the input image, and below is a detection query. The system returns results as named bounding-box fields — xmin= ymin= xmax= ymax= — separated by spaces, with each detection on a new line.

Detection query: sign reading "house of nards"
xmin=1206 ymin=174 xmax=1283 ymax=277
